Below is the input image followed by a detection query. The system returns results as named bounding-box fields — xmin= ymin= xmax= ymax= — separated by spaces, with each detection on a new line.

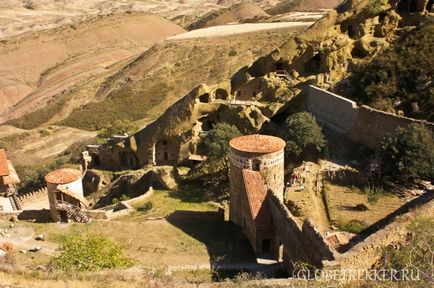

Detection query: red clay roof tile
xmin=242 ymin=169 xmax=273 ymax=230
xmin=0 ymin=149 xmax=10 ymax=177
xmin=45 ymin=168 xmax=82 ymax=184
xmin=230 ymin=134 xmax=285 ymax=154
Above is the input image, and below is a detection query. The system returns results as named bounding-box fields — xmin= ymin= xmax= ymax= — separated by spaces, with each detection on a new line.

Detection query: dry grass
xmin=3 ymin=189 xmax=252 ymax=273
xmin=127 ymin=189 xmax=218 ymax=219
xmin=323 ymin=182 xmax=406 ymax=231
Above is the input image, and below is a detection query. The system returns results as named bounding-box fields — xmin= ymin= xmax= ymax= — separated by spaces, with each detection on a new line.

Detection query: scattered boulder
xmin=35 ymin=234 xmax=45 ymax=241
xmin=29 ymin=246 xmax=41 ymax=252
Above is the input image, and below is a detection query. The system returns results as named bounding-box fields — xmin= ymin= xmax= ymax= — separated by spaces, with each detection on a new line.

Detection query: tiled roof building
xmin=229 ymin=135 xmax=285 ymax=255
xmin=0 ymin=149 xmax=20 ymax=197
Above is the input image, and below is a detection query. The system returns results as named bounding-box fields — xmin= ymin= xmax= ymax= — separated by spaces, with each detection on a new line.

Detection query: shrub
xmin=285 ymin=199 xmax=303 ymax=216
xmin=363 ymin=185 xmax=385 ymax=204
xmin=283 ymin=112 xmax=326 ymax=157
xmin=138 ymin=202 xmax=153 ymax=213
xmin=51 ymin=234 xmax=134 ymax=272
xmin=381 ymin=124 xmax=434 ymax=181
xmin=61 ymin=83 xmax=169 ymax=130
xmin=15 ymin=158 xmax=70 ymax=193
xmin=97 ymin=119 xmax=139 ymax=140
xmin=380 ymin=217 xmax=433 ymax=286
xmin=201 ymin=123 xmax=242 ymax=173
xmin=39 ymin=129 xmax=51 ymax=137
xmin=365 ymin=0 xmax=388 ymax=16
xmin=339 ymin=219 xmax=368 ymax=234
xmin=62 ymin=137 xmax=98 ymax=163
xmin=228 ymin=50 xmax=238 ymax=57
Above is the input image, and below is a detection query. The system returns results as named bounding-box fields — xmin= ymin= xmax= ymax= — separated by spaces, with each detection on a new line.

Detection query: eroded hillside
xmin=0 ymin=12 xmax=185 ymax=118
xmin=59 ymin=24 xmax=312 ymax=130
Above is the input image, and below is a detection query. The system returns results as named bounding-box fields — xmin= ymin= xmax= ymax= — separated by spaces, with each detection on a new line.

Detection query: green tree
xmin=202 ymin=122 xmax=241 ymax=173
xmin=283 ymin=112 xmax=326 ymax=157
xmin=349 ymin=25 xmax=434 ymax=121
xmin=51 ymin=234 xmax=134 ymax=272
xmin=97 ymin=119 xmax=138 ymax=140
xmin=381 ymin=124 xmax=434 ymax=180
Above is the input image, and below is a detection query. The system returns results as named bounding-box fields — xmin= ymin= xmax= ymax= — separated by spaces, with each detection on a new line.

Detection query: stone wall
xmin=307 ymin=85 xmax=434 ymax=149
xmin=268 ymin=191 xmax=335 ymax=271
xmin=301 ymin=220 xmax=336 ymax=267
xmin=18 ymin=188 xmax=48 ymax=207
xmin=0 ymin=211 xmax=20 ymax=220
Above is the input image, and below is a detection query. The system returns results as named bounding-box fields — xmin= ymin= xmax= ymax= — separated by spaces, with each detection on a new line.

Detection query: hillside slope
xmin=0 ymin=12 xmax=185 ymax=120
xmin=266 ymin=0 xmax=342 ymax=15
xmin=187 ymin=1 xmax=270 ymax=30
xmin=59 ymin=24 xmax=311 ymax=130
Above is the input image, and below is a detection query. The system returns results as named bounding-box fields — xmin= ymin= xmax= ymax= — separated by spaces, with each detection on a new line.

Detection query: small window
xmin=252 ymin=160 xmax=260 ymax=171
xmin=164 ymin=152 xmax=168 ymax=161
xmin=162 ymin=140 xmax=167 ymax=146
xmin=55 ymin=193 xmax=62 ymax=202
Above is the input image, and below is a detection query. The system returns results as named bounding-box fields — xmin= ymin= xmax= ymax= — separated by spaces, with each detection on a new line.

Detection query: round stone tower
xmin=45 ymin=168 xmax=84 ymax=222
xmin=229 ymin=134 xmax=285 ymax=226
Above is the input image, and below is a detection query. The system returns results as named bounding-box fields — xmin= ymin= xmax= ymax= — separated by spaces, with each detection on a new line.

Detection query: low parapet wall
xmin=307 ymin=86 xmax=434 ymax=149
xmin=18 ymin=188 xmax=48 ymax=206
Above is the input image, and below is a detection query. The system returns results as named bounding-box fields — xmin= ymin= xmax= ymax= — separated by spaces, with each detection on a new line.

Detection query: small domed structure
xmin=45 ymin=168 xmax=89 ymax=223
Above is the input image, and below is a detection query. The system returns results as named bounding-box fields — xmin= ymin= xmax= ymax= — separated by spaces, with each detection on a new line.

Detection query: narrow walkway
xmin=305 ymin=163 xmax=330 ymax=232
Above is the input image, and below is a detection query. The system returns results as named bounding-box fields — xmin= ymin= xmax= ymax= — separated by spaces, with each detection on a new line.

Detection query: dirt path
xmin=285 ymin=162 xmax=330 ymax=232
xmin=304 ymin=163 xmax=330 ymax=232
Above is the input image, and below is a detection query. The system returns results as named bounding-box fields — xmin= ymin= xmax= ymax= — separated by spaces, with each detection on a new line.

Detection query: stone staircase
xmin=9 ymin=194 xmax=22 ymax=211
xmin=275 ymin=70 xmax=297 ymax=86
xmin=61 ymin=203 xmax=90 ymax=223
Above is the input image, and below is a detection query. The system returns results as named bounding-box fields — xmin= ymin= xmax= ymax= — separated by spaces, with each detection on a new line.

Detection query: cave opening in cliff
xmin=199 ymin=93 xmax=211 ymax=103
xmin=397 ymin=0 xmax=420 ymax=13
xmin=215 ymin=88 xmax=228 ymax=101
xmin=305 ymin=53 xmax=322 ymax=74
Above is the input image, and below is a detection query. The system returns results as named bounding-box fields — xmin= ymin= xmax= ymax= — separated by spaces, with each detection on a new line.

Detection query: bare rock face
xmin=153 ymin=166 xmax=179 ymax=191
xmin=82 ymin=169 xmax=109 ymax=197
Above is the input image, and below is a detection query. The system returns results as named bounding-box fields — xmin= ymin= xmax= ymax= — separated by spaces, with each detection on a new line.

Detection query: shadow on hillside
xmin=167 ymin=211 xmax=257 ymax=265
xmin=340 ymin=191 xmax=434 ymax=253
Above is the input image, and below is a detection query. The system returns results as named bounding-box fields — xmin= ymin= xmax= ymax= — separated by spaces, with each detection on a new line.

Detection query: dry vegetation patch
xmin=323 ymin=182 xmax=406 ymax=233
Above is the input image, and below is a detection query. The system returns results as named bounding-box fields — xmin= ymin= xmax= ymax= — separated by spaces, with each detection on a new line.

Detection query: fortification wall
xmin=268 ymin=191 xmax=335 ymax=271
xmin=348 ymin=105 xmax=434 ymax=149
xmin=307 ymin=86 xmax=358 ymax=134
xmin=307 ymin=86 xmax=434 ymax=149
xmin=301 ymin=220 xmax=336 ymax=267
xmin=18 ymin=188 xmax=48 ymax=206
